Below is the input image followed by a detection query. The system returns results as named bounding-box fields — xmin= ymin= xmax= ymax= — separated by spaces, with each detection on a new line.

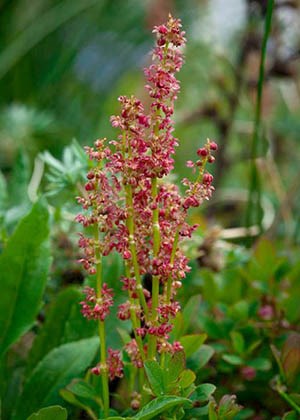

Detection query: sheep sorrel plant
xmin=76 ymin=15 xmax=220 ymax=419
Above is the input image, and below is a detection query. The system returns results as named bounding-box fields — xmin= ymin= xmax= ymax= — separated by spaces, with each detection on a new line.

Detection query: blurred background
xmin=0 ymin=0 xmax=300 ymax=242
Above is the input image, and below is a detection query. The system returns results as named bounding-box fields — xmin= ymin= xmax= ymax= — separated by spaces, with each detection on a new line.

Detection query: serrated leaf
xmin=144 ymin=361 xmax=165 ymax=396
xmin=13 ymin=337 xmax=99 ymax=419
xmin=0 ymin=201 xmax=51 ymax=357
xmin=180 ymin=334 xmax=207 ymax=358
xmin=133 ymin=396 xmax=190 ymax=420
xmin=26 ymin=406 xmax=67 ymax=420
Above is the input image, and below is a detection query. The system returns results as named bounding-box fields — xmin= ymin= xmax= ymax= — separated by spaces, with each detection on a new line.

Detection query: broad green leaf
xmin=27 ymin=287 xmax=96 ymax=372
xmin=107 ymin=417 xmax=127 ymax=420
xmin=197 ymin=345 xmax=215 ymax=370
xmin=164 ymin=351 xmax=185 ymax=384
xmin=230 ymin=331 xmax=245 ymax=355
xmin=178 ymin=369 xmax=196 ymax=388
xmin=208 ymin=401 xmax=218 ymax=420
xmin=283 ymin=411 xmax=298 ymax=420
xmin=247 ymin=358 xmax=271 ymax=371
xmin=171 ymin=312 xmax=184 ymax=340
xmin=182 ymin=295 xmax=202 ymax=334
xmin=144 ymin=361 xmax=165 ymax=396
xmin=26 ymin=406 xmax=67 ymax=420
xmin=180 ymin=334 xmax=207 ymax=358
xmin=59 ymin=389 xmax=95 ymax=413
xmin=186 ymin=403 xmax=210 ymax=417
xmin=0 ymin=201 xmax=51 ymax=357
xmin=0 ymin=170 xmax=7 ymax=212
xmin=190 ymin=383 xmax=216 ymax=403
xmin=133 ymin=396 xmax=190 ymax=420
xmin=222 ymin=354 xmax=243 ymax=366
xmin=233 ymin=408 xmax=255 ymax=419
xmin=13 ymin=337 xmax=99 ymax=420
xmin=66 ymin=379 xmax=99 ymax=401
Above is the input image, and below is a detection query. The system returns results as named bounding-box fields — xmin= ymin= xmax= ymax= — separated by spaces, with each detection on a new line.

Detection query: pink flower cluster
xmin=80 ymin=284 xmax=113 ymax=321
xmin=91 ymin=348 xmax=124 ymax=381
xmin=77 ymin=15 xmax=217 ymax=376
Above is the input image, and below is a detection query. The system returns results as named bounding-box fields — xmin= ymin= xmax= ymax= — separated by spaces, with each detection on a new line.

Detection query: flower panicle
xmin=76 ymin=15 xmax=217 ymax=379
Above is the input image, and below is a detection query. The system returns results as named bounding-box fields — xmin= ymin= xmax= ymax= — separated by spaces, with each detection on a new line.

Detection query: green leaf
xmin=106 ymin=418 xmax=127 ymax=420
xmin=0 ymin=201 xmax=51 ymax=357
xmin=182 ymin=295 xmax=202 ymax=334
xmin=133 ymin=396 xmax=190 ymax=420
xmin=13 ymin=337 xmax=99 ymax=420
xmin=230 ymin=331 xmax=245 ymax=355
xmin=283 ymin=411 xmax=298 ymax=420
xmin=26 ymin=406 xmax=67 ymax=420
xmin=208 ymin=401 xmax=218 ymax=420
xmin=0 ymin=171 xmax=7 ymax=213
xmin=27 ymin=287 xmax=96 ymax=372
xmin=7 ymin=149 xmax=30 ymax=207
xmin=178 ymin=369 xmax=196 ymax=389
xmin=197 ymin=345 xmax=215 ymax=370
xmin=222 ymin=354 xmax=243 ymax=366
xmin=180 ymin=334 xmax=207 ymax=358
xmin=144 ymin=361 xmax=165 ymax=396
xmin=190 ymin=383 xmax=216 ymax=403
xmin=164 ymin=351 xmax=185 ymax=384
xmin=66 ymin=379 xmax=99 ymax=401
xmin=247 ymin=358 xmax=271 ymax=371
xmin=59 ymin=389 xmax=94 ymax=412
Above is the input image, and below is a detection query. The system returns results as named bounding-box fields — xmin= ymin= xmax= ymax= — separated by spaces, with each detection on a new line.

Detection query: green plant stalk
xmin=276 ymin=386 xmax=300 ymax=414
xmin=148 ymin=177 xmax=161 ymax=359
xmin=122 ymin=132 xmax=149 ymax=318
xmin=124 ymin=263 xmax=146 ymax=361
xmin=125 ymin=184 xmax=149 ymax=318
xmin=246 ymin=0 xmax=274 ymax=229
xmin=166 ymin=231 xmax=179 ymax=303
xmin=94 ymin=227 xmax=109 ymax=418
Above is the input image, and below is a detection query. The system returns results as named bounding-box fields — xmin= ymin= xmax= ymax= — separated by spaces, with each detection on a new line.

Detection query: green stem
xmin=125 ymin=184 xmax=149 ymax=318
xmin=124 ymin=263 xmax=146 ymax=361
xmin=94 ymin=227 xmax=109 ymax=418
xmin=246 ymin=0 xmax=274 ymax=230
xmin=166 ymin=230 xmax=179 ymax=303
xmin=277 ymin=386 xmax=300 ymax=414
xmin=121 ymin=131 xmax=149 ymax=319
xmin=148 ymin=177 xmax=161 ymax=359
xmin=99 ymin=321 xmax=109 ymax=418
